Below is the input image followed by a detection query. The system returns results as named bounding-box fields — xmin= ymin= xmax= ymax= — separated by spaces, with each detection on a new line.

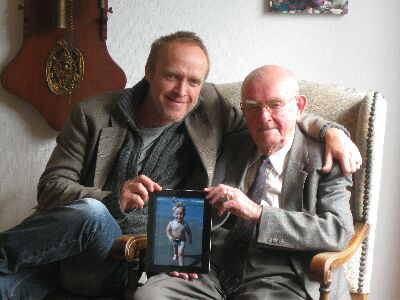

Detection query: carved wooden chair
xmin=112 ymin=80 xmax=387 ymax=300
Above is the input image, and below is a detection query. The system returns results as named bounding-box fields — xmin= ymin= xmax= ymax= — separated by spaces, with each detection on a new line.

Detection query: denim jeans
xmin=0 ymin=199 xmax=128 ymax=300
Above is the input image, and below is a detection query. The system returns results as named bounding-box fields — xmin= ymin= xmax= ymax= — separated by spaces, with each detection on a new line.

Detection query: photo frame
xmin=270 ymin=0 xmax=349 ymax=14
xmin=146 ymin=190 xmax=212 ymax=273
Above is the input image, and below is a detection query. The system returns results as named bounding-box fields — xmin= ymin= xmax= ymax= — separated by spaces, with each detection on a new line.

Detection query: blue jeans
xmin=0 ymin=199 xmax=127 ymax=300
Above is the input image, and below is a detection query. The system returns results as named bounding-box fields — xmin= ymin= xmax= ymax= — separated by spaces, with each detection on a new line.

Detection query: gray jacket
xmin=211 ymin=126 xmax=354 ymax=299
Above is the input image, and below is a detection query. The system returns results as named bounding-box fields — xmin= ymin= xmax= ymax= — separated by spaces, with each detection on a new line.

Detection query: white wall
xmin=1 ymin=0 xmax=399 ymax=299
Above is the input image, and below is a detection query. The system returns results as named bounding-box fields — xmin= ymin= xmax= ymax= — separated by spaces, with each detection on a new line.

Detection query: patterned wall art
xmin=270 ymin=0 xmax=348 ymax=14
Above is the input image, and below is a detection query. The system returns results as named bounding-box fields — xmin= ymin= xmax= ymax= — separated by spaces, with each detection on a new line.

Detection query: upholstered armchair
xmin=298 ymin=81 xmax=386 ymax=300
xmin=113 ymin=80 xmax=387 ymax=300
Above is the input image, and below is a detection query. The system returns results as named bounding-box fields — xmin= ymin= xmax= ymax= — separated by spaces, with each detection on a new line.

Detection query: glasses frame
xmin=240 ymin=97 xmax=297 ymax=114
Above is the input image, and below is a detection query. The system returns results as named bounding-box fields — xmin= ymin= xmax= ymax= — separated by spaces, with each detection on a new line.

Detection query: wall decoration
xmin=270 ymin=0 xmax=348 ymax=14
xmin=1 ymin=0 xmax=127 ymax=131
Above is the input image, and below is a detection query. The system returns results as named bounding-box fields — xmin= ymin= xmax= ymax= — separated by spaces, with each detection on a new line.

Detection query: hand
xmin=169 ymin=271 xmax=199 ymax=280
xmin=321 ymin=128 xmax=362 ymax=176
xmin=119 ymin=175 xmax=162 ymax=211
xmin=204 ymin=184 xmax=262 ymax=222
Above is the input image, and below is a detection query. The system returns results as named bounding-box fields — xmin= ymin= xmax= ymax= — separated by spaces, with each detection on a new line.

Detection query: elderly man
xmin=1 ymin=31 xmax=356 ymax=300
xmin=135 ymin=65 xmax=353 ymax=300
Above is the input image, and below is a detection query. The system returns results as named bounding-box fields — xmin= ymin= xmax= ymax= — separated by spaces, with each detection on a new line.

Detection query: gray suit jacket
xmin=211 ymin=126 xmax=354 ymax=299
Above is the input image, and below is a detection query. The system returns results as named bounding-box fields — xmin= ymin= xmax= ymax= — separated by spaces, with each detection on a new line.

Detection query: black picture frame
xmin=146 ymin=189 xmax=212 ymax=274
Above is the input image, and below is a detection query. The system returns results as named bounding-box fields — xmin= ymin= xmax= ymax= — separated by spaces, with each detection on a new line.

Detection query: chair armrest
xmin=111 ymin=233 xmax=147 ymax=262
xmin=309 ymin=222 xmax=369 ymax=285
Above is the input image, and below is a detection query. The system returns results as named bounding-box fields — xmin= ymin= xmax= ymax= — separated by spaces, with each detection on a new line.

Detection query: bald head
xmin=242 ymin=65 xmax=299 ymax=101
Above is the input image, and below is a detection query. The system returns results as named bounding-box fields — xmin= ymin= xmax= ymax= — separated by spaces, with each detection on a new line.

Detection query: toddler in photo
xmin=165 ymin=203 xmax=192 ymax=266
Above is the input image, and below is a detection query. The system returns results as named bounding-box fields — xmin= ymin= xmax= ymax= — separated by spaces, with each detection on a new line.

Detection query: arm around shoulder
xmin=298 ymin=113 xmax=349 ymax=141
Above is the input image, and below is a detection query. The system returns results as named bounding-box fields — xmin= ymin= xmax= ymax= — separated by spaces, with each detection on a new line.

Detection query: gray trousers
xmin=133 ymin=271 xmax=307 ymax=300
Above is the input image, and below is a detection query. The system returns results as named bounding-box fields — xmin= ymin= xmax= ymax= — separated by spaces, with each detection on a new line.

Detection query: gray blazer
xmin=211 ymin=126 xmax=354 ymax=299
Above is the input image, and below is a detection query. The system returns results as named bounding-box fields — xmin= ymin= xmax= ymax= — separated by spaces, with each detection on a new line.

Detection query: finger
xmin=222 ymin=198 xmax=237 ymax=211
xmin=349 ymin=154 xmax=357 ymax=174
xmin=354 ymin=147 xmax=363 ymax=171
xmin=339 ymin=154 xmax=351 ymax=176
xmin=205 ymin=185 xmax=221 ymax=199
xmin=119 ymin=188 xmax=142 ymax=211
xmin=132 ymin=183 xmax=150 ymax=202
xmin=137 ymin=175 xmax=157 ymax=192
xmin=211 ymin=200 xmax=223 ymax=211
xmin=217 ymin=201 xmax=231 ymax=216
xmin=188 ymin=273 xmax=199 ymax=279
xmin=208 ymin=195 xmax=223 ymax=205
xmin=351 ymin=143 xmax=362 ymax=171
xmin=120 ymin=192 xmax=145 ymax=211
xmin=153 ymin=181 xmax=163 ymax=191
xmin=178 ymin=272 xmax=189 ymax=280
xmin=321 ymin=151 xmax=333 ymax=173
xmin=205 ymin=185 xmax=225 ymax=202
xmin=355 ymin=150 xmax=362 ymax=165
xmin=169 ymin=271 xmax=180 ymax=277
xmin=122 ymin=180 xmax=148 ymax=199
xmin=130 ymin=194 xmax=145 ymax=209
xmin=131 ymin=175 xmax=163 ymax=193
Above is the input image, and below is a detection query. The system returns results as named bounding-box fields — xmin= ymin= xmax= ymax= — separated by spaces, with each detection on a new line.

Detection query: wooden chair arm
xmin=111 ymin=233 xmax=147 ymax=262
xmin=309 ymin=222 xmax=369 ymax=285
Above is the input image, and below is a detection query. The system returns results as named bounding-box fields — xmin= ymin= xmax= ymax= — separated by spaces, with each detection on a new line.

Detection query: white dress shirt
xmin=243 ymin=130 xmax=295 ymax=208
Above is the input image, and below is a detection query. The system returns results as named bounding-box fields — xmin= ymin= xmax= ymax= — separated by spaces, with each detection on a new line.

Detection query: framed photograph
xmin=146 ymin=189 xmax=212 ymax=274
xmin=270 ymin=0 xmax=349 ymax=14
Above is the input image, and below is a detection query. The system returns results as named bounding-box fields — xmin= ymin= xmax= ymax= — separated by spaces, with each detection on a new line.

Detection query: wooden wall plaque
xmin=1 ymin=0 xmax=127 ymax=131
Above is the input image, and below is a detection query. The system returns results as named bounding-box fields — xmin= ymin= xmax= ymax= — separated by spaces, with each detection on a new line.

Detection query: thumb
xmin=153 ymin=182 xmax=163 ymax=191
xmin=321 ymin=151 xmax=333 ymax=173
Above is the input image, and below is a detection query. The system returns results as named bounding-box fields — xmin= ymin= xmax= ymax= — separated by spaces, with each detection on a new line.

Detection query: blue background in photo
xmin=153 ymin=196 xmax=204 ymax=267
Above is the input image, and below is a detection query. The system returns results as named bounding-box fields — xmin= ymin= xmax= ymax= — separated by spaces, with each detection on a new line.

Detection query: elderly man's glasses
xmin=240 ymin=97 xmax=297 ymax=114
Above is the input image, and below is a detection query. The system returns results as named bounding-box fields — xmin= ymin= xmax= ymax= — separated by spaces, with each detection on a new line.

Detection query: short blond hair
xmin=172 ymin=203 xmax=186 ymax=215
xmin=146 ymin=31 xmax=210 ymax=78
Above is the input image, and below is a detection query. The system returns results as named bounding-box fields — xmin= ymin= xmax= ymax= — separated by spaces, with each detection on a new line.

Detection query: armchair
xmin=113 ymin=80 xmax=386 ymax=300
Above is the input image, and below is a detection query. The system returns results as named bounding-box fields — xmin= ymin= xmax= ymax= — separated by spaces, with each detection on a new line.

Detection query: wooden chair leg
xmin=319 ymin=282 xmax=331 ymax=300
xmin=124 ymin=260 xmax=141 ymax=300
xmin=350 ymin=293 xmax=368 ymax=300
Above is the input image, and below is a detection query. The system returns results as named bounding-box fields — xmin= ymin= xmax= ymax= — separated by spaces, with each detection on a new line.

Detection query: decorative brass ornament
xmin=46 ymin=38 xmax=84 ymax=96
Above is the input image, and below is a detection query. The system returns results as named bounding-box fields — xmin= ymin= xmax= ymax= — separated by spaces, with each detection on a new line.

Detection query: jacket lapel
xmin=284 ymin=127 xmax=319 ymax=299
xmin=210 ymin=132 xmax=256 ymax=230
xmin=281 ymin=127 xmax=309 ymax=211
xmin=185 ymin=106 xmax=220 ymax=186
xmin=94 ymin=126 xmax=127 ymax=189
xmin=224 ymin=135 xmax=256 ymax=189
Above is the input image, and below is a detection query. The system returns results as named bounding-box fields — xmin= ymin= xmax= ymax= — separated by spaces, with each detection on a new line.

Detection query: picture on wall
xmin=270 ymin=0 xmax=348 ymax=14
